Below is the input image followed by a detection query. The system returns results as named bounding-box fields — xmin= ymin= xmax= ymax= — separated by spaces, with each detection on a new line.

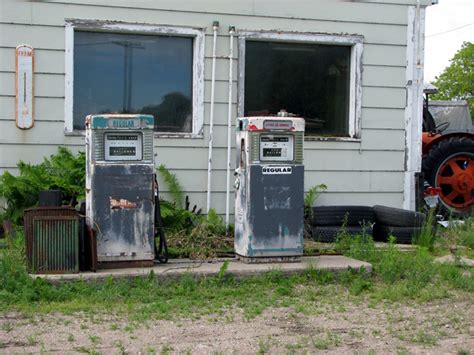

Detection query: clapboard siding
xmin=311 ymin=192 xmax=404 ymax=208
xmin=155 ymin=169 xmax=404 ymax=192
xmin=0 ymin=72 xmax=64 ymax=98
xmin=361 ymin=108 xmax=405 ymax=130
xmin=1 ymin=0 xmax=411 ymax=26
xmin=0 ymin=96 xmax=65 ymax=121
xmin=155 ymin=191 xmax=404 ymax=214
xmin=0 ymin=144 xmax=83 ymax=168
xmin=0 ymin=20 xmax=407 ymax=49
xmin=363 ymin=66 xmax=406 ymax=88
xmin=362 ymin=87 xmax=406 ymax=109
xmin=0 ymin=0 xmax=422 ymax=213
xmin=0 ymin=48 xmax=65 ymax=74
xmin=155 ymin=147 xmax=406 ymax=171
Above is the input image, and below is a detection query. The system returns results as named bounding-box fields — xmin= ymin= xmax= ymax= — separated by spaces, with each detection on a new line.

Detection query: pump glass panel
xmin=104 ymin=133 xmax=143 ymax=161
xmin=259 ymin=135 xmax=294 ymax=162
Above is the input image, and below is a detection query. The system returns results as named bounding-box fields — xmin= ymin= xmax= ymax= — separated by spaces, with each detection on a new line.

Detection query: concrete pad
xmin=32 ymin=255 xmax=372 ymax=283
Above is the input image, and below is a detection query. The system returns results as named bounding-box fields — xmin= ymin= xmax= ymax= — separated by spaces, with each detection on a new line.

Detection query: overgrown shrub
xmin=0 ymin=148 xmax=85 ymax=224
xmin=156 ymin=165 xmax=232 ymax=258
xmin=166 ymin=209 xmax=233 ymax=259
xmin=157 ymin=164 xmax=205 ymax=234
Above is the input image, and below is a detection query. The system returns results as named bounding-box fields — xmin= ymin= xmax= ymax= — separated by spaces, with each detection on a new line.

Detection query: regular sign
xmin=16 ymin=44 xmax=34 ymax=129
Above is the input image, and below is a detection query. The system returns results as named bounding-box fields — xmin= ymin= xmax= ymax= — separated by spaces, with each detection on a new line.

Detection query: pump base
xmin=237 ymin=255 xmax=301 ymax=264
xmin=98 ymin=260 xmax=154 ymax=269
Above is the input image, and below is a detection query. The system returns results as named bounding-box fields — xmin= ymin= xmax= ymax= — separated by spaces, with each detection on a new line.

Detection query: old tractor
xmin=422 ymin=86 xmax=474 ymax=217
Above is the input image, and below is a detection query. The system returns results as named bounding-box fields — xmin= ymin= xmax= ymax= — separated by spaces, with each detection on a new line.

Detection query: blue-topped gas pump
xmin=85 ymin=114 xmax=156 ymax=265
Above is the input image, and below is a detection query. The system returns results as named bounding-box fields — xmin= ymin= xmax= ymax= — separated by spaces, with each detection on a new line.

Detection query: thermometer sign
xmin=15 ymin=45 xmax=34 ymax=129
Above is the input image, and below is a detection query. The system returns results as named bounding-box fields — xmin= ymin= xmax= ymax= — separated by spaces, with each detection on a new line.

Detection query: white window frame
xmin=238 ymin=31 xmax=363 ymax=139
xmin=64 ymin=20 xmax=205 ymax=137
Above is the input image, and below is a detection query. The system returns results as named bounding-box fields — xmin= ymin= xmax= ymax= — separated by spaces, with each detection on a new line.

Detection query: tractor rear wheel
xmin=422 ymin=137 xmax=474 ymax=217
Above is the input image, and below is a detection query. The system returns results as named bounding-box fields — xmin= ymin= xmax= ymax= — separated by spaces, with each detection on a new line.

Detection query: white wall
xmin=0 ymin=0 xmax=430 ymax=214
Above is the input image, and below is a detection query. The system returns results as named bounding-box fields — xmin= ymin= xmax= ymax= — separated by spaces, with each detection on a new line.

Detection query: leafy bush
xmin=157 ymin=165 xmax=201 ymax=234
xmin=157 ymin=164 xmax=184 ymax=208
xmin=159 ymin=199 xmax=197 ymax=233
xmin=0 ymin=148 xmax=85 ymax=224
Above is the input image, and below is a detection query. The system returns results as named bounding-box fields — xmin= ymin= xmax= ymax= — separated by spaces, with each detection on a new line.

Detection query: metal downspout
xmin=206 ymin=21 xmax=219 ymax=213
xmin=225 ymin=26 xmax=235 ymax=227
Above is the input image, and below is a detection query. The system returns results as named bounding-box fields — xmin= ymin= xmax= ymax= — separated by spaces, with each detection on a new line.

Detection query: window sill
xmin=64 ymin=130 xmax=85 ymax=137
xmin=153 ymin=133 xmax=204 ymax=139
xmin=64 ymin=130 xmax=204 ymax=139
xmin=304 ymin=136 xmax=361 ymax=143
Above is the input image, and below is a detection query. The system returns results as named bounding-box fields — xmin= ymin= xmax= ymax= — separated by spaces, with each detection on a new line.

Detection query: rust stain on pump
xmin=109 ymin=197 xmax=137 ymax=210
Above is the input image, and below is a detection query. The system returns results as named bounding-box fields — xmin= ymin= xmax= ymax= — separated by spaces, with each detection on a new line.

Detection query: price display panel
xmin=104 ymin=133 xmax=143 ymax=161
xmin=259 ymin=135 xmax=294 ymax=162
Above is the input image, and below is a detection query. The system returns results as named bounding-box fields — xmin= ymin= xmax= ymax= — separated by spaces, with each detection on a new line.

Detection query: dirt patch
xmin=1 ymin=295 xmax=473 ymax=354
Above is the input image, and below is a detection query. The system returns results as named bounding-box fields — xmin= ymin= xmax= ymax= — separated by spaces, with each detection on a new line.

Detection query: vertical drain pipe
xmin=225 ymin=26 xmax=235 ymax=228
xmin=206 ymin=21 xmax=219 ymax=213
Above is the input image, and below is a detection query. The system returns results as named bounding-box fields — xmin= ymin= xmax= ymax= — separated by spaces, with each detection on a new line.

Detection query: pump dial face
xmin=259 ymin=135 xmax=294 ymax=162
xmin=104 ymin=133 xmax=143 ymax=161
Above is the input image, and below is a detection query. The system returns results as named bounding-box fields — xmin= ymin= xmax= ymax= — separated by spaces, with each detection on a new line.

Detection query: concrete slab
xmin=32 ymin=255 xmax=372 ymax=283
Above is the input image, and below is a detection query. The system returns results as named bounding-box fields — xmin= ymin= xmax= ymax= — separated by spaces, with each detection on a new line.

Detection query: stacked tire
xmin=373 ymin=205 xmax=425 ymax=244
xmin=311 ymin=206 xmax=375 ymax=242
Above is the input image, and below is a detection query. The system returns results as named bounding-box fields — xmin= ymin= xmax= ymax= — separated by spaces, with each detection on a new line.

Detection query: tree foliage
xmin=431 ymin=41 xmax=473 ymax=121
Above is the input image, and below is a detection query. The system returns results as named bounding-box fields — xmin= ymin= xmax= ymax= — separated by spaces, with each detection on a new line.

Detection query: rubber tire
xmin=374 ymin=205 xmax=425 ymax=227
xmin=312 ymin=225 xmax=373 ymax=243
xmin=422 ymin=136 xmax=474 ymax=217
xmin=373 ymin=224 xmax=421 ymax=244
xmin=312 ymin=206 xmax=375 ymax=226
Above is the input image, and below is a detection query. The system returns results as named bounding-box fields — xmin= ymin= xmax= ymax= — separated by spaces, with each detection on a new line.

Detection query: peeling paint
xmin=86 ymin=164 xmax=155 ymax=263
xmin=109 ymin=197 xmax=137 ymax=210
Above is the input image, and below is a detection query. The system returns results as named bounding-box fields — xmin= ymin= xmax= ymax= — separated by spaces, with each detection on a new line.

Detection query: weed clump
xmin=166 ymin=209 xmax=233 ymax=259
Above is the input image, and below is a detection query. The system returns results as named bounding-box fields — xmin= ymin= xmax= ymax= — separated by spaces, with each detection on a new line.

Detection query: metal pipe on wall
xmin=225 ymin=26 xmax=235 ymax=227
xmin=206 ymin=21 xmax=219 ymax=213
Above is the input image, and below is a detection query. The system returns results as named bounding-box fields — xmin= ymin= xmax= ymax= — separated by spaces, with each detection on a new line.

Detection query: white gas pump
xmin=234 ymin=112 xmax=305 ymax=261
xmin=85 ymin=114 xmax=155 ymax=266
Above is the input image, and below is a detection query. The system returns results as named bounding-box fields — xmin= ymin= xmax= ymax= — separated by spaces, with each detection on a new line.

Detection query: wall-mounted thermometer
xmin=15 ymin=44 xmax=34 ymax=129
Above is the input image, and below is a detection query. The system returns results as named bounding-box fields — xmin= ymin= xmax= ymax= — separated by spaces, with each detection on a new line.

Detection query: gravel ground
xmin=1 ymin=294 xmax=473 ymax=354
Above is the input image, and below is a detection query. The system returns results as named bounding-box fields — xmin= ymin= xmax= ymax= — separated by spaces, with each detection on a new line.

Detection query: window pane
xmin=74 ymin=31 xmax=193 ymax=132
xmin=245 ymin=41 xmax=351 ymax=136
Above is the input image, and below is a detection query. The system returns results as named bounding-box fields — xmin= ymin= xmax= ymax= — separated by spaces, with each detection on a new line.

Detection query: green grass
xmin=0 ymin=224 xmax=472 ymax=321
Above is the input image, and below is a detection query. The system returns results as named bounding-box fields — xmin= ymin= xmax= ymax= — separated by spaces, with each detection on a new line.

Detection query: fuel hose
xmin=154 ymin=176 xmax=169 ymax=263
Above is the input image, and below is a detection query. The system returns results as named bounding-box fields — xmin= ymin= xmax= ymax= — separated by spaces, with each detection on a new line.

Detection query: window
xmin=239 ymin=32 xmax=363 ymax=138
xmin=65 ymin=22 xmax=204 ymax=134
